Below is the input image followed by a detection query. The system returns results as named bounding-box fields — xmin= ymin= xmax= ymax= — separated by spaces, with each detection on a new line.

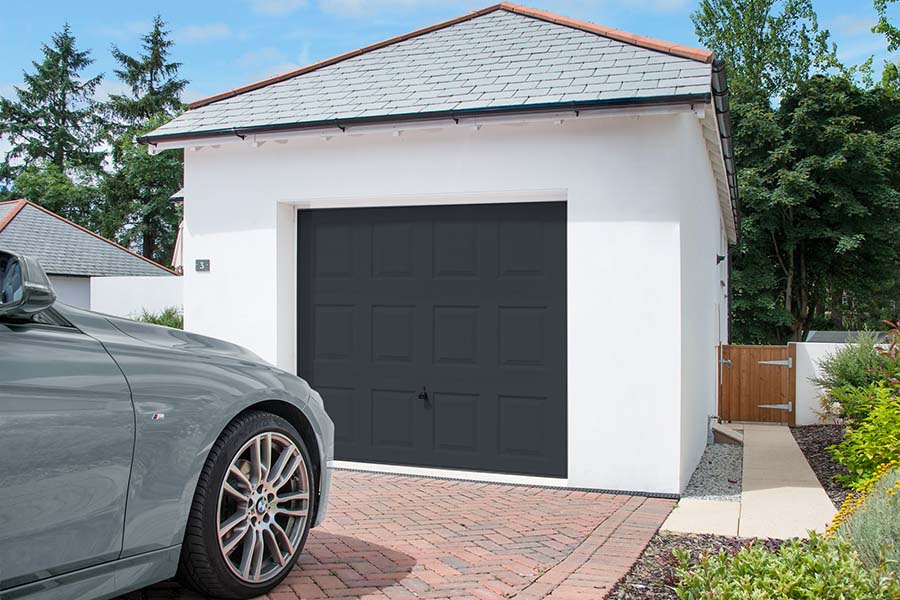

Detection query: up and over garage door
xmin=298 ymin=202 xmax=567 ymax=477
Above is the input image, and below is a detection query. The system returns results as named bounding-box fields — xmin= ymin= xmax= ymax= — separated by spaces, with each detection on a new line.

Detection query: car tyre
xmin=178 ymin=410 xmax=315 ymax=599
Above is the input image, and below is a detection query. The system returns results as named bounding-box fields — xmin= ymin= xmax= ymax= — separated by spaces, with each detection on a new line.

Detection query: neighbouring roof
xmin=143 ymin=3 xmax=714 ymax=143
xmin=805 ymin=331 xmax=887 ymax=344
xmin=0 ymin=200 xmax=174 ymax=277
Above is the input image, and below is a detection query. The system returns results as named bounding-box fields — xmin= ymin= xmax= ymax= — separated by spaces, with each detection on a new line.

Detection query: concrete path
xmin=739 ymin=424 xmax=835 ymax=538
xmin=662 ymin=424 xmax=836 ymax=539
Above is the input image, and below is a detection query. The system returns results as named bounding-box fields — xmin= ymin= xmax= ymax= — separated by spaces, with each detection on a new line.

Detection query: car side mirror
xmin=0 ymin=249 xmax=56 ymax=318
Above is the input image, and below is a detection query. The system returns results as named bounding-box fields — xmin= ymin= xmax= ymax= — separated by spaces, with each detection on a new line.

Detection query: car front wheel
xmin=178 ymin=411 xmax=315 ymax=599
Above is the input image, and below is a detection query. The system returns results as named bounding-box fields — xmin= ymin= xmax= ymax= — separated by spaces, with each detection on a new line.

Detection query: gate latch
xmin=758 ymin=358 xmax=792 ymax=368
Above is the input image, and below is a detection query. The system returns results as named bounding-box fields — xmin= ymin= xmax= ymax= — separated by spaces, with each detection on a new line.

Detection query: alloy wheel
xmin=216 ymin=431 xmax=310 ymax=583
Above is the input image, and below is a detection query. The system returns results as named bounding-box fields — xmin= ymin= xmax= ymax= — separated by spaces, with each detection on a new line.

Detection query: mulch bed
xmin=608 ymin=532 xmax=793 ymax=599
xmin=791 ymin=424 xmax=851 ymax=508
xmin=607 ymin=533 xmax=741 ymax=599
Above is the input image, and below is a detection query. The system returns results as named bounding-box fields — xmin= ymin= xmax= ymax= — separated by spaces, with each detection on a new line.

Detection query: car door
xmin=0 ymin=310 xmax=134 ymax=590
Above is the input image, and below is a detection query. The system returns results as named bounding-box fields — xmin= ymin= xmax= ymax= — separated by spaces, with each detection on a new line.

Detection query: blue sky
xmin=0 ymin=0 xmax=895 ymax=105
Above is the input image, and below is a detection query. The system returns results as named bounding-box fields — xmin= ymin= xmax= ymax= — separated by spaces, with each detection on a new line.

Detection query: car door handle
xmin=418 ymin=388 xmax=429 ymax=403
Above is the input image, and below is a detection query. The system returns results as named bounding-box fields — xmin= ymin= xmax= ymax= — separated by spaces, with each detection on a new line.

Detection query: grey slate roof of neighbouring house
xmin=143 ymin=3 xmax=715 ymax=142
xmin=0 ymin=200 xmax=174 ymax=277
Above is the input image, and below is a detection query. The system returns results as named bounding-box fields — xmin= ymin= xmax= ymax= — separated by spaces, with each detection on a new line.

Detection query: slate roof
xmin=0 ymin=200 xmax=174 ymax=277
xmin=144 ymin=3 xmax=714 ymax=142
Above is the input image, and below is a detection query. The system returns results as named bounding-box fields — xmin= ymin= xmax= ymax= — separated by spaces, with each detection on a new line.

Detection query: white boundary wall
xmin=793 ymin=342 xmax=847 ymax=426
xmin=90 ymin=276 xmax=183 ymax=319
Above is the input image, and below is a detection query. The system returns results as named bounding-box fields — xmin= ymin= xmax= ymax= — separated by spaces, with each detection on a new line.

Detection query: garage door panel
xmin=299 ymin=202 xmax=566 ymax=477
xmin=432 ymin=306 xmax=479 ymax=366
xmin=431 ymin=392 xmax=481 ymax=454
xmin=372 ymin=222 xmax=416 ymax=278
xmin=370 ymin=388 xmax=418 ymax=450
xmin=371 ymin=305 xmax=415 ymax=363
xmin=313 ymin=305 xmax=355 ymax=361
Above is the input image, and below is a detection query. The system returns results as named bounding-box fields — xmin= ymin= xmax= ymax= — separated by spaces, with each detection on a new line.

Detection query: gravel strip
xmin=682 ymin=443 xmax=742 ymax=502
xmin=791 ymin=425 xmax=851 ymax=508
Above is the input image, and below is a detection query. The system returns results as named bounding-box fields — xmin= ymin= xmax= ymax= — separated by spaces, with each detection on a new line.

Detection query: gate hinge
xmin=758 ymin=357 xmax=792 ymax=368
xmin=758 ymin=401 xmax=793 ymax=411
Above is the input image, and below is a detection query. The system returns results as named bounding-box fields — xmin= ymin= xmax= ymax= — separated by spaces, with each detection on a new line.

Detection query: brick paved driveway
xmin=124 ymin=470 xmax=674 ymax=600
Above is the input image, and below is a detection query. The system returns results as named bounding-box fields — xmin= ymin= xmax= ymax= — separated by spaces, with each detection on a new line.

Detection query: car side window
xmin=0 ymin=258 xmax=23 ymax=305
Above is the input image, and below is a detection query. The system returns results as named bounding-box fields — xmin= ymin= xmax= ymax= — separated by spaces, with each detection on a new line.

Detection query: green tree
xmin=107 ymin=15 xmax=186 ymax=127
xmin=733 ymin=76 xmax=900 ymax=341
xmin=874 ymin=0 xmax=900 ymax=51
xmin=0 ymin=24 xmax=104 ymax=180
xmin=101 ymin=115 xmax=183 ymax=264
xmin=11 ymin=164 xmax=98 ymax=226
xmin=692 ymin=0 xmax=837 ymax=101
xmin=101 ymin=17 xmax=186 ymax=264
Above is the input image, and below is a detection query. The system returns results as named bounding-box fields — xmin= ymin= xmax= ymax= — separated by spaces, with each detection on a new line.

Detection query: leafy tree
xmin=101 ymin=115 xmax=183 ymax=264
xmin=732 ymin=76 xmax=900 ymax=342
xmin=692 ymin=0 xmax=837 ymax=101
xmin=0 ymin=24 xmax=104 ymax=181
xmin=11 ymin=164 xmax=98 ymax=226
xmin=874 ymin=0 xmax=900 ymax=52
xmin=107 ymin=15 xmax=186 ymax=127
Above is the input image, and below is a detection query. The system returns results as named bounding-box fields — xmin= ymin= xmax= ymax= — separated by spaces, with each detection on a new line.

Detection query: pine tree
xmin=107 ymin=15 xmax=187 ymax=127
xmin=0 ymin=24 xmax=105 ymax=180
xmin=102 ymin=16 xmax=186 ymax=264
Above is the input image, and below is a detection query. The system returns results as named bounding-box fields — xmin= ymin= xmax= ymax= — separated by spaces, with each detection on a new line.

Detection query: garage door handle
xmin=418 ymin=388 xmax=429 ymax=403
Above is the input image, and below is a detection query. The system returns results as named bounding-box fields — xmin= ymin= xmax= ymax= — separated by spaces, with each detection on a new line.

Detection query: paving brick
xmin=117 ymin=470 xmax=673 ymax=600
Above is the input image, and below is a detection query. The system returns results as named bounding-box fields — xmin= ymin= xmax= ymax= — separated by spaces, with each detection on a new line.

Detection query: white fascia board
xmin=146 ymin=102 xmax=705 ymax=154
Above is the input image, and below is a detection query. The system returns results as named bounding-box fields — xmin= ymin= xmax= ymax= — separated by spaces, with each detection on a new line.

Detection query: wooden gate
xmin=719 ymin=344 xmax=796 ymax=426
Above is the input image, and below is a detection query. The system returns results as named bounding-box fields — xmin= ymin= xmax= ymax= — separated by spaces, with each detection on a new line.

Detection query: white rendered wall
xmin=90 ymin=275 xmax=182 ymax=319
xmin=676 ymin=117 xmax=729 ymax=491
xmin=49 ymin=275 xmax=90 ymax=309
xmin=794 ymin=342 xmax=847 ymax=426
xmin=181 ymin=112 xmax=726 ymax=494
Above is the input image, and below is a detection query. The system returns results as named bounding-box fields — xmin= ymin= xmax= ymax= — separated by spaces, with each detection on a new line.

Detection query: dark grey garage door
xmin=298 ymin=202 xmax=566 ymax=477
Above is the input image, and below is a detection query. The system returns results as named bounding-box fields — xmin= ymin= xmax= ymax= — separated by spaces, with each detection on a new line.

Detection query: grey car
xmin=0 ymin=249 xmax=334 ymax=600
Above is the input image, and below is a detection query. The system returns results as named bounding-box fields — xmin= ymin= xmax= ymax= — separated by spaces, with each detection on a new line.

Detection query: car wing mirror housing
xmin=0 ymin=249 xmax=56 ymax=318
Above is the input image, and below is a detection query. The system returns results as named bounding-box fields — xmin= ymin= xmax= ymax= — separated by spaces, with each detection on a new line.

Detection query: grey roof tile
xmin=0 ymin=202 xmax=172 ymax=277
xmin=147 ymin=9 xmax=711 ymax=139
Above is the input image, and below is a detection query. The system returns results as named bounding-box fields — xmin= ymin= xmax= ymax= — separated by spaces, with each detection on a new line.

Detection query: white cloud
xmin=97 ymin=20 xmax=152 ymax=40
xmin=250 ymin=0 xmax=309 ymax=15
xmin=831 ymin=15 xmax=876 ymax=37
xmin=318 ymin=0 xmax=687 ymax=18
xmin=237 ymin=45 xmax=314 ymax=80
xmin=617 ymin=0 xmax=690 ymax=11
xmin=92 ymin=80 xmax=132 ymax=102
xmin=174 ymin=23 xmax=233 ymax=44
xmin=318 ymin=0 xmax=469 ymax=17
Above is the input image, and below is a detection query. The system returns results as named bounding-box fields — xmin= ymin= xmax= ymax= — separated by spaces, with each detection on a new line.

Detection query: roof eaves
xmin=183 ymin=3 xmax=713 ymax=112
xmin=14 ymin=200 xmax=177 ymax=275
xmin=141 ymin=94 xmax=711 ymax=145
xmin=0 ymin=199 xmax=27 ymax=234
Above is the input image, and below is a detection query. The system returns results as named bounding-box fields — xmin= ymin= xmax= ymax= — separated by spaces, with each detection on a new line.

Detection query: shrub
xmin=828 ymin=460 xmax=899 ymax=537
xmin=826 ymin=383 xmax=889 ymax=424
xmin=830 ymin=463 xmax=900 ymax=581
xmin=828 ymin=386 xmax=900 ymax=489
xmin=674 ymin=533 xmax=900 ymax=599
xmin=814 ymin=331 xmax=890 ymax=391
xmin=135 ymin=306 xmax=183 ymax=329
